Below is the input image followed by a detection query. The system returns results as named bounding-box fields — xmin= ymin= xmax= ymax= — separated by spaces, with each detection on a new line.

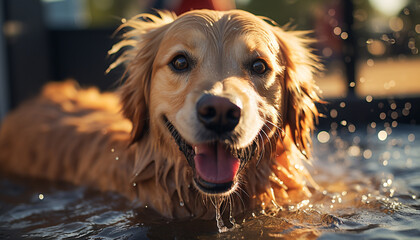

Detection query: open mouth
xmin=164 ymin=117 xmax=257 ymax=194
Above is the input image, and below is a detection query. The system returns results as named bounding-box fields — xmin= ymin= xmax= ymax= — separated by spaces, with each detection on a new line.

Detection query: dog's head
xmin=109 ymin=10 xmax=319 ymax=197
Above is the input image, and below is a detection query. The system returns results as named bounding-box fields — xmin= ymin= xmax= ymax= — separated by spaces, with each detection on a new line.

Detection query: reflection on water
xmin=1 ymin=123 xmax=419 ymax=239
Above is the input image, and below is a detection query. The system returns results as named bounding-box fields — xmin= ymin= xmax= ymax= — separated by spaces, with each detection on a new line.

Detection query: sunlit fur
xmin=0 ymin=10 xmax=320 ymax=219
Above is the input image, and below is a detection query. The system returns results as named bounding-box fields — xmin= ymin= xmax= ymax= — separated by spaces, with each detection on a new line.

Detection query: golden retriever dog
xmin=0 ymin=9 xmax=320 ymax=221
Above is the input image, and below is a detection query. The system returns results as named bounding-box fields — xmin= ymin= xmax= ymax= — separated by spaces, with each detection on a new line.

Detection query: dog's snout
xmin=196 ymin=95 xmax=241 ymax=134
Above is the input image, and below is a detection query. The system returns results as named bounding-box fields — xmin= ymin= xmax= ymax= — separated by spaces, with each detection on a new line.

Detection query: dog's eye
xmin=170 ymin=55 xmax=189 ymax=72
xmin=251 ymin=59 xmax=267 ymax=75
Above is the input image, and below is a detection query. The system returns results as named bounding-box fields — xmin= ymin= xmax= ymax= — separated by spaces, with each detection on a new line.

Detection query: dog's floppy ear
xmin=108 ymin=11 xmax=177 ymax=142
xmin=272 ymin=27 xmax=321 ymax=158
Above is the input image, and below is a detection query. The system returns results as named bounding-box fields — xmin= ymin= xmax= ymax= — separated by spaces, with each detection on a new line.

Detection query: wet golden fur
xmin=0 ymin=10 xmax=320 ymax=219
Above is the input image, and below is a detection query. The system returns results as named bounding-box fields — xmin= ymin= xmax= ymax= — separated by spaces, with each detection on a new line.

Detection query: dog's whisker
xmin=233 ymin=190 xmax=246 ymax=211
xmin=256 ymin=133 xmax=265 ymax=167
xmin=265 ymin=120 xmax=284 ymax=135
xmin=262 ymin=123 xmax=277 ymax=159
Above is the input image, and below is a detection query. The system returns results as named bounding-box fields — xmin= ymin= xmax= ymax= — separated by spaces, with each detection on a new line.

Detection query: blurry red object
xmin=175 ymin=0 xmax=235 ymax=15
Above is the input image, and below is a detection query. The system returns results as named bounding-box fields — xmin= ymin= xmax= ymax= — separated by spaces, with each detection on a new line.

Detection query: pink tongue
xmin=193 ymin=143 xmax=240 ymax=184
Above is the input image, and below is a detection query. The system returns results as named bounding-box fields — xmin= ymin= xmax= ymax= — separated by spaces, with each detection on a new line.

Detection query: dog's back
xmin=0 ymin=81 xmax=136 ymax=195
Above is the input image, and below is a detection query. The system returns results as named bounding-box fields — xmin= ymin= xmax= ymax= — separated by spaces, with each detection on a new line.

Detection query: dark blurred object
xmin=1 ymin=0 xmax=117 ymax=110
xmin=48 ymin=29 xmax=116 ymax=90
xmin=0 ymin=1 xmax=8 ymax=119
xmin=2 ymin=0 xmax=50 ymax=108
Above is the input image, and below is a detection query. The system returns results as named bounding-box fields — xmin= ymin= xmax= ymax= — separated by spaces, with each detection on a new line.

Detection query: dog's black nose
xmin=196 ymin=95 xmax=241 ymax=134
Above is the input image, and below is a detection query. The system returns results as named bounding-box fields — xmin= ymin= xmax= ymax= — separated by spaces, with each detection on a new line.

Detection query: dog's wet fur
xmin=0 ymin=10 xmax=320 ymax=218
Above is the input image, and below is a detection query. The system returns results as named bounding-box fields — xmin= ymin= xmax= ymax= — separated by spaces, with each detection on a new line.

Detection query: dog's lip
xmin=194 ymin=177 xmax=235 ymax=194
xmin=163 ymin=116 xmax=257 ymax=194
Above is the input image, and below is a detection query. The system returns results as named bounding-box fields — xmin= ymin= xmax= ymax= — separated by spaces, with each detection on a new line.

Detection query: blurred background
xmin=0 ymin=0 xmax=419 ymax=125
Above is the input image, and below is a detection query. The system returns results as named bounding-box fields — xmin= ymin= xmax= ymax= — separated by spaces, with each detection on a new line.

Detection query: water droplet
xmin=406 ymin=158 xmax=413 ymax=168
xmin=415 ymin=24 xmax=420 ymax=34
xmin=362 ymin=195 xmax=368 ymax=201
xmin=179 ymin=201 xmax=184 ymax=207
xmin=133 ymin=182 xmax=137 ymax=187
xmin=333 ymin=26 xmax=342 ymax=35
xmin=317 ymin=131 xmax=330 ymax=143
xmin=405 ymin=102 xmax=412 ymax=110
xmin=390 ymin=102 xmax=397 ymax=110
xmin=111 ymin=148 xmax=115 ymax=153
xmin=371 ymin=122 xmax=377 ymax=128
xmin=348 ymin=145 xmax=361 ymax=156
xmin=115 ymin=156 xmax=119 ymax=161
xmin=367 ymin=39 xmax=386 ymax=56
xmin=365 ymin=95 xmax=373 ymax=102
xmin=341 ymin=120 xmax=347 ymax=126
xmin=348 ymin=124 xmax=356 ymax=133
xmin=379 ymin=112 xmax=386 ymax=120
xmin=121 ymin=18 xmax=127 ymax=23
xmin=391 ymin=111 xmax=398 ymax=119
xmin=340 ymin=32 xmax=348 ymax=40
xmin=378 ymin=130 xmax=388 ymax=141
xmin=408 ymin=134 xmax=415 ymax=142
xmin=363 ymin=149 xmax=372 ymax=159
xmin=382 ymin=151 xmax=391 ymax=160
xmin=322 ymin=47 xmax=333 ymax=57
xmin=389 ymin=17 xmax=404 ymax=32
xmin=38 ymin=194 xmax=44 ymax=200
xmin=392 ymin=121 xmax=398 ymax=128
xmin=367 ymin=59 xmax=375 ymax=67
xmin=340 ymin=102 xmax=346 ymax=108
xmin=328 ymin=8 xmax=336 ymax=16
xmin=330 ymin=109 xmax=338 ymax=118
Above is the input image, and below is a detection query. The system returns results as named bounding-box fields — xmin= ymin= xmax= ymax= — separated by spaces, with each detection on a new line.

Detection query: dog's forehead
xmin=163 ymin=10 xmax=280 ymax=54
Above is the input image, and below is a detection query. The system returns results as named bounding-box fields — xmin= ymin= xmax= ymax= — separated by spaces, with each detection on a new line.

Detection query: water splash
xmin=215 ymin=197 xmax=228 ymax=233
xmin=214 ymin=197 xmax=239 ymax=233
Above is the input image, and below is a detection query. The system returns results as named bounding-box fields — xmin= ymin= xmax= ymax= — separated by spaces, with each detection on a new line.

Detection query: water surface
xmin=1 ymin=124 xmax=419 ymax=239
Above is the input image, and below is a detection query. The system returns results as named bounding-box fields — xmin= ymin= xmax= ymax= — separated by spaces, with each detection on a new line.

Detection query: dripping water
xmin=214 ymin=197 xmax=240 ymax=233
xmin=215 ymin=197 xmax=228 ymax=233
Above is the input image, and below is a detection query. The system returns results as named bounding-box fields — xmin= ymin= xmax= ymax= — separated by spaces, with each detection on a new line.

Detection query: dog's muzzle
xmin=163 ymin=110 xmax=257 ymax=195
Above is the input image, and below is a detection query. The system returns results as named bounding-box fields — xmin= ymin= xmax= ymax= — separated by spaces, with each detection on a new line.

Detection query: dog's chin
xmin=163 ymin=116 xmax=257 ymax=195
xmin=193 ymin=177 xmax=239 ymax=196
